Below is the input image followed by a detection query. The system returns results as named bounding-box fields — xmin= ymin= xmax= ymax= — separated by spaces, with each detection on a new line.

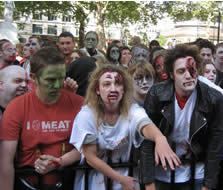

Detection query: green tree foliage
xmin=157 ymin=34 xmax=167 ymax=47
xmin=12 ymin=1 xmax=223 ymax=49
xmin=0 ymin=1 xmax=4 ymax=19
xmin=163 ymin=1 xmax=222 ymax=22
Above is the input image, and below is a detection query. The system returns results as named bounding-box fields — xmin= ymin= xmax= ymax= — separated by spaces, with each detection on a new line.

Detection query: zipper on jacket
xmin=189 ymin=118 xmax=207 ymax=154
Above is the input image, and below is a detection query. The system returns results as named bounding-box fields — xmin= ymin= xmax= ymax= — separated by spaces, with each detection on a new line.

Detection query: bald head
xmin=0 ymin=65 xmax=29 ymax=108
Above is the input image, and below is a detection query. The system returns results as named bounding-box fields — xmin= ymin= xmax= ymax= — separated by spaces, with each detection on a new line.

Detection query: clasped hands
xmin=34 ymin=155 xmax=62 ymax=175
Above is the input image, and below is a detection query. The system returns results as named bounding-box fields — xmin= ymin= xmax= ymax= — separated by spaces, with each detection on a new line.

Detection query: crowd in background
xmin=0 ymin=30 xmax=223 ymax=190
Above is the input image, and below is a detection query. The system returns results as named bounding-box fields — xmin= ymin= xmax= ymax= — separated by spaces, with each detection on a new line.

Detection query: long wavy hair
xmin=85 ymin=64 xmax=134 ymax=129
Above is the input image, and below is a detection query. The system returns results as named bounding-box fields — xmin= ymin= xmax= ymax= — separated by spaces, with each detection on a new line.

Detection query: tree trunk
xmin=78 ymin=19 xmax=85 ymax=48
xmin=96 ymin=2 xmax=106 ymax=50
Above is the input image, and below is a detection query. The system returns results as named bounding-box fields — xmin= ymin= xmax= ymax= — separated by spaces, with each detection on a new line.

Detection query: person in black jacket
xmin=141 ymin=44 xmax=223 ymax=190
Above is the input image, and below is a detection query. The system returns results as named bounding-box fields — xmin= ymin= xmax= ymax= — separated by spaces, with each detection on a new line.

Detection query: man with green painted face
xmin=0 ymin=47 xmax=84 ymax=190
xmin=80 ymin=31 xmax=104 ymax=57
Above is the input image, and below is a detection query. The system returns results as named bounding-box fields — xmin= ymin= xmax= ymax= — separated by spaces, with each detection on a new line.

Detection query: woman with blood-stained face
xmin=152 ymin=49 xmax=168 ymax=83
xmin=28 ymin=36 xmax=42 ymax=56
xmin=70 ymin=65 xmax=181 ymax=190
xmin=129 ymin=61 xmax=155 ymax=106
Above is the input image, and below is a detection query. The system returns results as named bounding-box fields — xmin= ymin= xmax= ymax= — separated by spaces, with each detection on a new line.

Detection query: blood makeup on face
xmin=29 ymin=38 xmax=40 ymax=55
xmin=185 ymin=56 xmax=198 ymax=79
xmin=3 ymin=43 xmax=10 ymax=50
xmin=97 ymin=71 xmax=124 ymax=104
xmin=3 ymin=43 xmax=16 ymax=62
xmin=109 ymin=72 xmax=122 ymax=103
xmin=155 ymin=56 xmax=168 ymax=80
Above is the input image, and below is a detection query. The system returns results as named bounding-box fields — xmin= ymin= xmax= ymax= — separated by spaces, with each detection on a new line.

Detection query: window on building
xmin=48 ymin=25 xmax=57 ymax=35
xmin=33 ymin=13 xmax=42 ymax=20
xmin=62 ymin=26 xmax=70 ymax=33
xmin=62 ymin=15 xmax=71 ymax=22
xmin=32 ymin=24 xmax=43 ymax=34
xmin=48 ymin=14 xmax=57 ymax=21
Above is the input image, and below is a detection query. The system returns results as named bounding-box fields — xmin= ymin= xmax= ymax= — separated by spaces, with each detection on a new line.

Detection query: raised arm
xmin=0 ymin=140 xmax=18 ymax=190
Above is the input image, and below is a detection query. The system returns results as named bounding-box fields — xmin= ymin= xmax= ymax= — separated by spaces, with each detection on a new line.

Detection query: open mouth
xmin=141 ymin=86 xmax=149 ymax=91
xmin=208 ymin=78 xmax=214 ymax=82
xmin=107 ymin=93 xmax=119 ymax=101
xmin=161 ymin=73 xmax=168 ymax=80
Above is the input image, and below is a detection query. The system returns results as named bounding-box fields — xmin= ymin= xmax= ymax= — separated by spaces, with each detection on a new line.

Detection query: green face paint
xmin=84 ymin=33 xmax=97 ymax=50
xmin=36 ymin=64 xmax=66 ymax=104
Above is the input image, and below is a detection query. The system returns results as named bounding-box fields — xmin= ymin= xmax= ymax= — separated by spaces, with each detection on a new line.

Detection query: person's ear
xmin=170 ymin=72 xmax=174 ymax=80
xmin=56 ymin=40 xmax=59 ymax=47
xmin=30 ymin=72 xmax=38 ymax=85
xmin=30 ymin=72 xmax=36 ymax=80
xmin=96 ymin=88 xmax=100 ymax=95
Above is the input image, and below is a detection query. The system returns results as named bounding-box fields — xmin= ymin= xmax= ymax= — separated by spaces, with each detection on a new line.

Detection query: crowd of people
xmin=0 ymin=30 xmax=223 ymax=190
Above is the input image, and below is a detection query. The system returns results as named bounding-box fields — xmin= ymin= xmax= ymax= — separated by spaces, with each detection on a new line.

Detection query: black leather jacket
xmin=140 ymin=79 xmax=223 ymax=189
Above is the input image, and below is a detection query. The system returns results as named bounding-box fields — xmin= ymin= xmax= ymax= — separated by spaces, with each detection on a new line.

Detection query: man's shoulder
xmin=198 ymin=80 xmax=223 ymax=103
xmin=149 ymin=80 xmax=173 ymax=99
xmin=61 ymin=89 xmax=84 ymax=105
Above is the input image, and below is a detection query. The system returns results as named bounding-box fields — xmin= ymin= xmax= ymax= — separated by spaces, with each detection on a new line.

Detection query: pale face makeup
xmin=132 ymin=47 xmax=149 ymax=62
xmin=172 ymin=57 xmax=198 ymax=98
xmin=200 ymin=48 xmax=213 ymax=61
xmin=29 ymin=38 xmax=41 ymax=55
xmin=120 ymin=49 xmax=132 ymax=65
xmin=2 ymin=42 xmax=16 ymax=63
xmin=96 ymin=72 xmax=124 ymax=107
xmin=133 ymin=73 xmax=153 ymax=96
xmin=84 ymin=33 xmax=97 ymax=50
xmin=215 ymin=46 xmax=223 ymax=65
xmin=110 ymin=47 xmax=120 ymax=61
xmin=204 ymin=63 xmax=216 ymax=83
xmin=58 ymin=37 xmax=75 ymax=56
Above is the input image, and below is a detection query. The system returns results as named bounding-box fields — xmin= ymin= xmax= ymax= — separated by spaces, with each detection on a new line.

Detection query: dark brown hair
xmin=30 ymin=47 xmax=65 ymax=77
xmin=165 ymin=44 xmax=202 ymax=78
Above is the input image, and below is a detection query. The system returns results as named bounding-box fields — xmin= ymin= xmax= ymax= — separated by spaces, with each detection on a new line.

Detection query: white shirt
xmin=155 ymin=89 xmax=204 ymax=183
xmin=70 ymin=104 xmax=152 ymax=190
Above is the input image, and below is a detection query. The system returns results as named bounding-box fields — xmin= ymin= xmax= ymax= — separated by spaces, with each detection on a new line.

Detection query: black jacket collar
xmin=155 ymin=79 xmax=212 ymax=114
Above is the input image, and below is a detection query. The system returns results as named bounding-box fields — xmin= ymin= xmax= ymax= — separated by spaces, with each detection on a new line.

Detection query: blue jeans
xmin=155 ymin=179 xmax=203 ymax=190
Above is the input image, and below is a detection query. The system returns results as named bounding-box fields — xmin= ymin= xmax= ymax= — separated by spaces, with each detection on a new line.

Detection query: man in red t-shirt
xmin=0 ymin=47 xmax=84 ymax=190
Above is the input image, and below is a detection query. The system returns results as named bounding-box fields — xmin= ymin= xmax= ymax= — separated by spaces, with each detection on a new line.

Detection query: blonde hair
xmin=85 ymin=64 xmax=133 ymax=128
xmin=129 ymin=60 xmax=155 ymax=79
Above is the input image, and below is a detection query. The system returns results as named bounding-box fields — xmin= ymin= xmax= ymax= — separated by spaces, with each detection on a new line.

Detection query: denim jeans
xmin=155 ymin=179 xmax=203 ymax=190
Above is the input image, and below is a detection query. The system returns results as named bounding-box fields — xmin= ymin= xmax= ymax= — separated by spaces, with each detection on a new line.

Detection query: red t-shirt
xmin=0 ymin=89 xmax=84 ymax=168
